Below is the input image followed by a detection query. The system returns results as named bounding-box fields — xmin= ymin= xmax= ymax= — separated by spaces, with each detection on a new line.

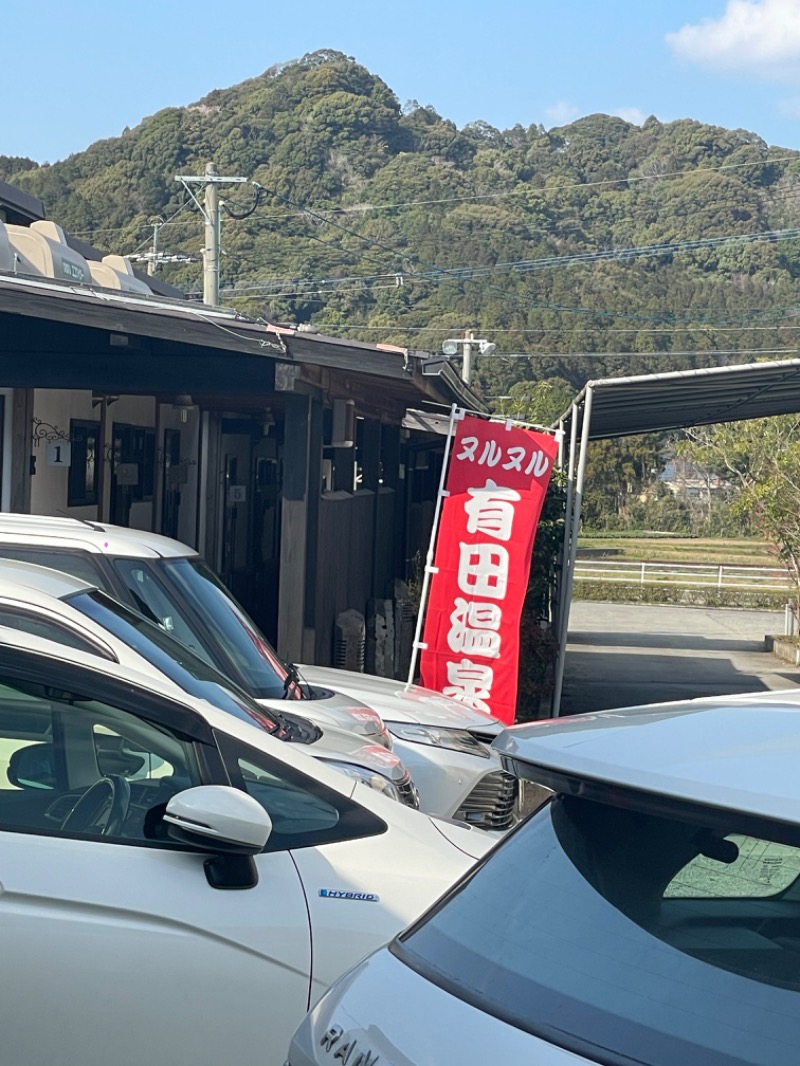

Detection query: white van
xmin=0 ymin=514 xmax=517 ymax=828
xmin=290 ymin=698 xmax=800 ymax=1066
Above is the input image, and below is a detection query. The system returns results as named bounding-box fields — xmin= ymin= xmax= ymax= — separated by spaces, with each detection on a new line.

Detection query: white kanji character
xmin=464 ymin=479 xmax=521 ymax=542
xmin=447 ymin=598 xmax=502 ymax=658
xmin=478 ymin=440 xmax=503 ymax=467
xmin=457 ymin=436 xmax=479 ymax=462
xmin=442 ymin=659 xmax=494 ymax=712
xmin=525 ymin=449 xmax=551 ymax=477
xmin=502 ymin=446 xmax=526 ymax=472
xmin=457 ymin=542 xmax=509 ymax=599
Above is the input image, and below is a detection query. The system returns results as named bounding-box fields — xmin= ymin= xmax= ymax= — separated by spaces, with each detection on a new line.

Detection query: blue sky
xmin=6 ymin=1 xmax=800 ymax=162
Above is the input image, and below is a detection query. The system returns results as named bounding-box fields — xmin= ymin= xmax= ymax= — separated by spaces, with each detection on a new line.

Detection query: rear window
xmin=395 ymin=793 xmax=800 ymax=1066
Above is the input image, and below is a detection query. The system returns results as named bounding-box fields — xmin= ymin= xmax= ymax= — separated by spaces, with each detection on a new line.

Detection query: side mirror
xmin=164 ymin=786 xmax=272 ymax=890
xmin=7 ymin=743 xmax=56 ymax=789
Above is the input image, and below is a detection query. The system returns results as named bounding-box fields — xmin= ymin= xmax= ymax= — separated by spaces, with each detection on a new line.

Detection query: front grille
xmin=397 ymin=772 xmax=420 ymax=810
xmin=454 ymin=770 xmax=518 ymax=831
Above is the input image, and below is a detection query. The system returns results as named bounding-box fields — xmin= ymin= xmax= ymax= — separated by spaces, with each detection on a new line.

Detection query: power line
xmin=228 ymin=155 xmax=797 ymax=222
xmin=59 ymin=155 xmax=797 ymax=244
xmin=251 ymin=182 xmax=413 ymax=271
xmin=273 ymin=322 xmax=800 ymax=333
xmin=468 ymin=347 xmax=796 ymax=359
xmin=219 ymin=224 xmax=800 ymax=300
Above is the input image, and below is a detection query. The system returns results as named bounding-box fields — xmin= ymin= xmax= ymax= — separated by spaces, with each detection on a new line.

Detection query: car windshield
xmin=68 ymin=590 xmax=282 ymax=736
xmin=395 ymin=791 xmax=800 ymax=1066
xmin=112 ymin=556 xmax=292 ymax=700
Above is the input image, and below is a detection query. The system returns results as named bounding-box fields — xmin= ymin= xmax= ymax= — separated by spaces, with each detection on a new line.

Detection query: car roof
xmin=494 ymin=699 xmax=800 ymax=825
xmin=0 ymin=559 xmax=95 ymax=598
xmin=0 ymin=513 xmax=195 ymax=559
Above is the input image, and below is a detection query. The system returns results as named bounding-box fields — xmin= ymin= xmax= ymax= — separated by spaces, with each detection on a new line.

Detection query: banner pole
xmin=406 ymin=402 xmax=461 ymax=689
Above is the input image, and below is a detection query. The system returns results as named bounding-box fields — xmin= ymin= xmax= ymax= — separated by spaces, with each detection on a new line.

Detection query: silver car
xmin=289 ymin=697 xmax=800 ymax=1066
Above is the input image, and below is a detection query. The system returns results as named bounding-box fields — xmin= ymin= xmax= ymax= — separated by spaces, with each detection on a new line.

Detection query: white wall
xmin=158 ymin=402 xmax=201 ymax=548
xmin=30 ymin=390 xmax=157 ymax=523
xmin=30 ymin=388 xmax=98 ymax=520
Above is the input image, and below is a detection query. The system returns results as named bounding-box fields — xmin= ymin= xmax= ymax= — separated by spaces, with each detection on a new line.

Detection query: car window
xmin=216 ymin=731 xmax=387 ymax=853
xmin=0 ymin=607 xmax=115 ymax=659
xmin=69 ymin=591 xmax=283 ymax=736
xmin=111 ymin=559 xmax=214 ymax=662
xmin=395 ymin=794 xmax=800 ymax=1066
xmin=0 ymin=673 xmax=202 ymax=847
xmin=159 ymin=558 xmax=292 ymax=699
xmin=0 ymin=547 xmax=113 ymax=591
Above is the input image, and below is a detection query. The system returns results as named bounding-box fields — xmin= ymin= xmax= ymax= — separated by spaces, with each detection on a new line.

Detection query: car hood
xmin=298 ymin=665 xmax=504 ymax=733
xmin=257 ymin=689 xmax=388 ymax=742
xmin=303 ymin=723 xmax=407 ymax=783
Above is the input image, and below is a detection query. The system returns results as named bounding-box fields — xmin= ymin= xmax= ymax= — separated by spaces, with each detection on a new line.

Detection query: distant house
xmin=659 ymin=457 xmax=731 ymax=501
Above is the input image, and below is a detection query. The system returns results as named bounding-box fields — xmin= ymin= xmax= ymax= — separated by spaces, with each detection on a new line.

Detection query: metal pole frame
xmin=406 ymin=403 xmax=463 ymax=688
xmin=552 ymin=388 xmax=594 ymax=715
xmin=554 ymin=406 xmax=578 ymax=660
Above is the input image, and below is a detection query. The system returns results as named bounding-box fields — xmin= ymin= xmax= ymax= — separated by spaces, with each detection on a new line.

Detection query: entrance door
xmin=110 ymin=423 xmax=155 ymax=527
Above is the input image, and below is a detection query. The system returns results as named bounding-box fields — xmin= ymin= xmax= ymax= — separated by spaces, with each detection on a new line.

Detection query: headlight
xmin=340 ymin=709 xmax=394 ymax=750
xmin=386 ymin=723 xmax=490 ymax=758
xmin=324 ymin=761 xmax=402 ymax=802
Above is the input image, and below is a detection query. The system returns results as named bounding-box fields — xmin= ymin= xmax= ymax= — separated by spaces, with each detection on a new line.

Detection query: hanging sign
xmin=46 ymin=441 xmax=71 ymax=467
xmin=419 ymin=415 xmax=558 ymax=725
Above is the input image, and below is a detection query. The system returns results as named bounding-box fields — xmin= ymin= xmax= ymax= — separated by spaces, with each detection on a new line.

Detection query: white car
xmin=290 ymin=697 xmax=800 ymax=1066
xmin=0 ymin=560 xmax=416 ymax=805
xmin=298 ymin=664 xmax=511 ymax=826
xmin=0 ymin=514 xmax=517 ymax=828
xmin=0 ymin=627 xmax=492 ymax=1066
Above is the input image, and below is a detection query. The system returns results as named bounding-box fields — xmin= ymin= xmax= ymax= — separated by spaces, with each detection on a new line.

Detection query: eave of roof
xmin=0 ymin=273 xmax=476 ymax=407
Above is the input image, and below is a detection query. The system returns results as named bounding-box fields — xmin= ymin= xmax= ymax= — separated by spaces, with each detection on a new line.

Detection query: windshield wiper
xmin=282 ymin=660 xmax=310 ymax=700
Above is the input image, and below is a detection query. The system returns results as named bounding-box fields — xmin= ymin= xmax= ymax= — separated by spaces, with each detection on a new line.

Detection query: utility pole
xmin=147 ymin=217 xmax=161 ymax=276
xmin=461 ymin=330 xmax=475 ymax=385
xmin=203 ymin=162 xmax=220 ymax=305
xmin=175 ymin=164 xmax=248 ymax=307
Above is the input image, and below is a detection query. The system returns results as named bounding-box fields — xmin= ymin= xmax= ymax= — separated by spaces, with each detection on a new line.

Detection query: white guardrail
xmin=573 ymin=559 xmax=794 ymax=593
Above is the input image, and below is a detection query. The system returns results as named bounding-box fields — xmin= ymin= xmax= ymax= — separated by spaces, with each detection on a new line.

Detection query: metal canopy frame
xmin=552 ymin=356 xmax=800 ymax=714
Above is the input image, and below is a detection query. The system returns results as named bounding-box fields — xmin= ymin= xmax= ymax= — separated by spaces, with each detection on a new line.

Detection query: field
xmin=577 ymin=536 xmax=777 ymax=568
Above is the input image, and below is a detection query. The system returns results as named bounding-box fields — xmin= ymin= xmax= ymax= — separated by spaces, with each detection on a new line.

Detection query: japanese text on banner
xmin=419 ymin=416 xmax=558 ymax=724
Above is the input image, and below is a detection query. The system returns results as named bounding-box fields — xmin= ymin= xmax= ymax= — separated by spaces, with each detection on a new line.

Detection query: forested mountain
xmin=4 ymin=47 xmax=800 ymax=410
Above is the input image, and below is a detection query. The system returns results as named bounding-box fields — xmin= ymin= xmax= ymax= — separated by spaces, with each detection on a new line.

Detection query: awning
xmin=558 ymin=357 xmax=800 ymax=440
xmin=552 ymin=356 xmax=800 ymax=715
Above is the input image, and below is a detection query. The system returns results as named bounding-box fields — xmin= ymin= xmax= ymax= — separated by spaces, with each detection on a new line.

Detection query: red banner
xmin=419 ymin=415 xmax=558 ymax=724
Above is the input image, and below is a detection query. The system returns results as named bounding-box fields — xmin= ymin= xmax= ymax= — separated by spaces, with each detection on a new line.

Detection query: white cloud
xmin=544 ymin=101 xmax=580 ymax=126
xmin=667 ymin=0 xmax=800 ymax=79
xmin=611 ymin=107 xmax=647 ymax=125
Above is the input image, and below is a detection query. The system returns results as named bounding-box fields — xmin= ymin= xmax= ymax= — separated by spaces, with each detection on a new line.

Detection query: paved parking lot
xmin=559 ymin=601 xmax=800 ymax=715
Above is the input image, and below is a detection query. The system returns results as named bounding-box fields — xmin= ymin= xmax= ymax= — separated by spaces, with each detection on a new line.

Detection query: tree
xmin=682 ymin=416 xmax=800 ymax=618
xmin=490 ymin=377 xmax=574 ymax=426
